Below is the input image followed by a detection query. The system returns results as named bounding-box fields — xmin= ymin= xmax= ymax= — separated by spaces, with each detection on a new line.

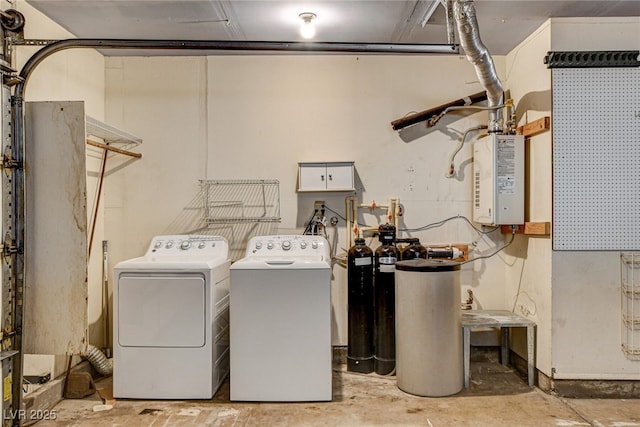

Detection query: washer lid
xmin=115 ymin=256 xmax=229 ymax=271
xmin=395 ymin=259 xmax=461 ymax=272
xmin=230 ymin=256 xmax=329 ymax=269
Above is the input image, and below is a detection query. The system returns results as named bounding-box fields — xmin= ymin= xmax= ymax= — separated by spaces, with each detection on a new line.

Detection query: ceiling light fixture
xmin=299 ymin=12 xmax=317 ymax=39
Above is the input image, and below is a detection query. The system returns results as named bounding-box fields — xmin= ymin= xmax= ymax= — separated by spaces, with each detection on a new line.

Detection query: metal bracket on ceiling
xmin=9 ymin=39 xmax=59 ymax=47
xmin=415 ymin=0 xmax=455 ymax=45
xmin=420 ymin=0 xmax=444 ymax=28
xmin=4 ymin=37 xmax=58 ymax=71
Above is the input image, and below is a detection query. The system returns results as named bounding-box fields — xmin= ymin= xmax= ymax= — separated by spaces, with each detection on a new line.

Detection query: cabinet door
xmin=326 ymin=163 xmax=354 ymax=191
xmin=298 ymin=163 xmax=328 ymax=191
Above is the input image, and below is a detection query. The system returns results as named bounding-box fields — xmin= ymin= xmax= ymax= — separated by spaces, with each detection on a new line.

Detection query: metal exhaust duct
xmin=453 ymin=0 xmax=504 ymax=132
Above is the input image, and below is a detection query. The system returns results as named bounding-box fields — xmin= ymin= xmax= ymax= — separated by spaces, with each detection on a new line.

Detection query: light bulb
xmin=300 ymin=21 xmax=315 ymax=39
xmin=299 ymin=13 xmax=317 ymax=40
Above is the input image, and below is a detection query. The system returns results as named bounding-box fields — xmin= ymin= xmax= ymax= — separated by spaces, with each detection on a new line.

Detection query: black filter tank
xmin=374 ymin=224 xmax=398 ymax=375
xmin=347 ymin=238 xmax=374 ymax=373
xmin=398 ymin=238 xmax=427 ymax=261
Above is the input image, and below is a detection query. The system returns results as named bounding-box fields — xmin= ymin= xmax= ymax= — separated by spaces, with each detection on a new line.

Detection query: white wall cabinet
xmin=298 ymin=162 xmax=355 ymax=192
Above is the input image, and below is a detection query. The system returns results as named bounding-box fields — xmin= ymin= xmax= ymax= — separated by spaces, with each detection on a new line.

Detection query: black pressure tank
xmin=347 ymin=238 xmax=374 ymax=373
xmin=399 ymin=238 xmax=427 ymax=261
xmin=374 ymin=224 xmax=398 ymax=375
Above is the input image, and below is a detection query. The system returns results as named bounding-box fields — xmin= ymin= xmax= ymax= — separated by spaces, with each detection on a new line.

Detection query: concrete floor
xmin=33 ymin=360 xmax=639 ymax=427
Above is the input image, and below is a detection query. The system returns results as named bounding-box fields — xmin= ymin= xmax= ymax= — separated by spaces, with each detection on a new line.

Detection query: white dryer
xmin=229 ymin=235 xmax=332 ymax=402
xmin=113 ymin=235 xmax=230 ymax=399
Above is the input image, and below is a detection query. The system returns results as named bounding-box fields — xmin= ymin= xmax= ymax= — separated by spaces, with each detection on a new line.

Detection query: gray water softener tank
xmin=395 ymin=259 xmax=462 ymax=397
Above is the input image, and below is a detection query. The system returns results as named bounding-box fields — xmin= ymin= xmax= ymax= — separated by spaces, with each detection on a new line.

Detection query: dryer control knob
xmin=267 ymin=242 xmax=274 ymax=250
xmin=311 ymin=241 xmax=319 ymax=249
xmin=300 ymin=241 xmax=307 ymax=249
xmin=180 ymin=240 xmax=191 ymax=250
xmin=198 ymin=242 xmax=206 ymax=249
xmin=154 ymin=241 xmax=162 ymax=249
xmin=166 ymin=241 xmax=174 ymax=249
xmin=255 ymin=242 xmax=263 ymax=250
xmin=282 ymin=240 xmax=291 ymax=251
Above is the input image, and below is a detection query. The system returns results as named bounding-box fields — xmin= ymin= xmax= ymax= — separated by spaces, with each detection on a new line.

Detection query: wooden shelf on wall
xmin=507 ymin=116 xmax=551 ymax=238
xmin=500 ymin=222 xmax=551 ymax=236
xmin=516 ymin=116 xmax=550 ymax=138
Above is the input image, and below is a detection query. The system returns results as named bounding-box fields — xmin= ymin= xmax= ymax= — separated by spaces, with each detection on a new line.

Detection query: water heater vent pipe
xmin=453 ymin=0 xmax=504 ymax=132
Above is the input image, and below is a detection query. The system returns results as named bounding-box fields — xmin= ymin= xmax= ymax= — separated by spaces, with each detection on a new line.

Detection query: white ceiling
xmin=25 ymin=0 xmax=640 ymax=55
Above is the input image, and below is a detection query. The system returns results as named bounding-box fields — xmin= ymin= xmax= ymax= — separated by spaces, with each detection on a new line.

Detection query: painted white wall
xmin=12 ymin=0 xmax=105 ymax=378
xmin=503 ymin=21 xmax=553 ymax=375
xmin=550 ymin=17 xmax=640 ymax=52
xmin=499 ymin=16 xmax=640 ymax=380
xmin=549 ymin=17 xmax=640 ymax=379
xmin=502 ymin=17 xmax=640 ymax=380
xmin=552 ymin=252 xmax=639 ymax=379
xmin=105 ymin=54 xmax=516 ymax=345
xmin=104 ymin=56 xmax=209 ymax=301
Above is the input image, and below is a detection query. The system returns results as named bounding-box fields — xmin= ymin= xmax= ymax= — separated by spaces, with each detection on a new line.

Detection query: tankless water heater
xmin=473 ymin=134 xmax=524 ymax=226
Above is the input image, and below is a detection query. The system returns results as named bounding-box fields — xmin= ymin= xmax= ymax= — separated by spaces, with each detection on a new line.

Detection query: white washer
xmin=113 ymin=235 xmax=230 ymax=399
xmin=229 ymin=235 xmax=332 ymax=401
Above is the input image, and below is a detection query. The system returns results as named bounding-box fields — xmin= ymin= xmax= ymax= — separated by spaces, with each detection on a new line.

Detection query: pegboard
xmin=553 ymin=68 xmax=640 ymax=250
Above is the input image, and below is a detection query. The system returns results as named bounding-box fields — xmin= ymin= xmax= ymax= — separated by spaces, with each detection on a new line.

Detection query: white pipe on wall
xmin=345 ymin=197 xmax=400 ymax=250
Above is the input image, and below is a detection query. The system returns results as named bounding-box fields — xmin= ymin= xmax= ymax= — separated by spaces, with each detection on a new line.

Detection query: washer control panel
xmin=246 ymin=235 xmax=328 ymax=257
xmin=146 ymin=235 xmax=228 ymax=257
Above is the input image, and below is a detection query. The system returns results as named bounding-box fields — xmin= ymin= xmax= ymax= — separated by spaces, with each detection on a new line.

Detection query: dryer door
xmin=118 ymin=274 xmax=206 ymax=347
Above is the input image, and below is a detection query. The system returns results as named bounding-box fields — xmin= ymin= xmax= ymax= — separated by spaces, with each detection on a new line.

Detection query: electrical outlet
xmin=314 ymin=200 xmax=325 ymax=213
